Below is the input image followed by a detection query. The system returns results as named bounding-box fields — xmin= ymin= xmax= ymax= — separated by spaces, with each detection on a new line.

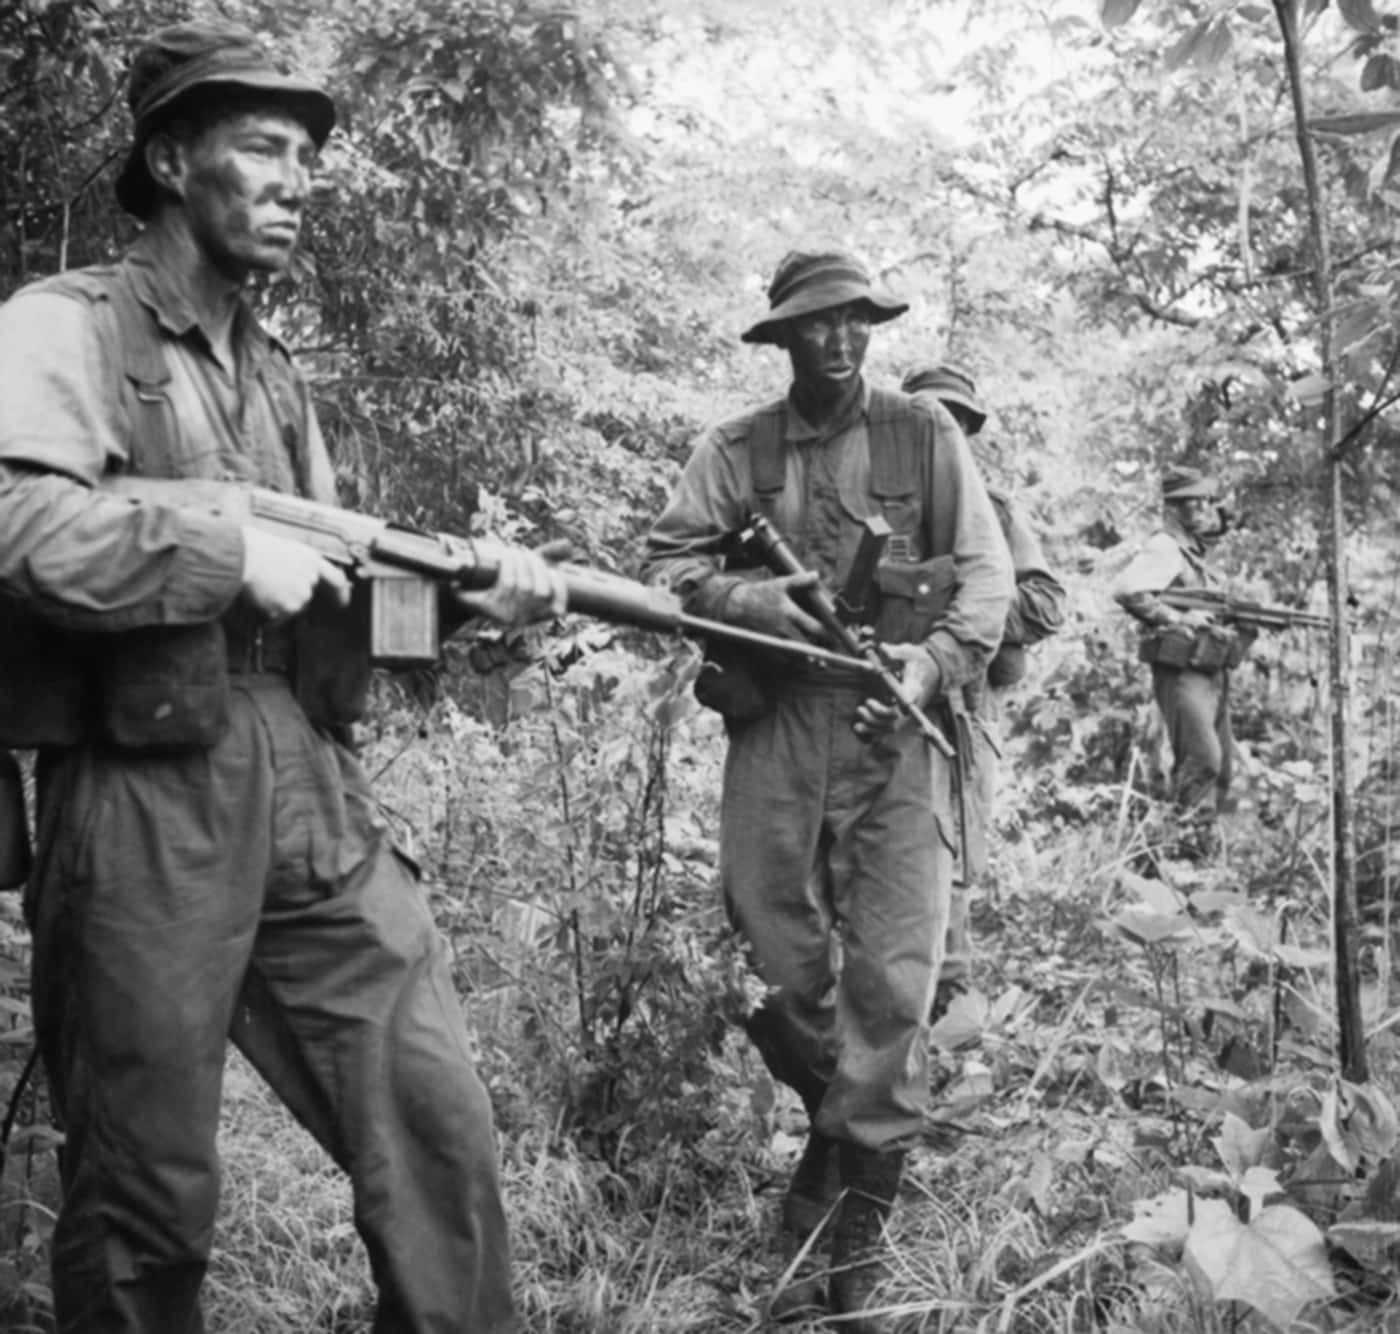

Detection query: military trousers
xmin=1151 ymin=664 xmax=1232 ymax=816
xmin=720 ymin=681 xmax=951 ymax=1150
xmin=26 ymin=676 xmax=516 ymax=1334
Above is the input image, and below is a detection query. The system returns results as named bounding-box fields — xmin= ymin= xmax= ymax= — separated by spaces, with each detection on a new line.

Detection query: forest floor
xmin=2 ymin=763 xmax=1397 ymax=1333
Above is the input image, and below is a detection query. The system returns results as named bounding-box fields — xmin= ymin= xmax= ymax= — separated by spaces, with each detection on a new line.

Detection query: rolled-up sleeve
xmin=1001 ymin=502 xmax=1066 ymax=646
xmin=641 ymin=425 xmax=752 ymax=620
xmin=0 ymin=290 xmax=245 ymax=632
xmin=922 ymin=427 xmax=1015 ymax=690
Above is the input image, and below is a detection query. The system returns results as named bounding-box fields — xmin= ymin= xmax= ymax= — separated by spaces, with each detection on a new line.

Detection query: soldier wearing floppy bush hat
xmin=1113 ymin=463 xmax=1244 ymax=860
xmin=901 ymin=362 xmax=1065 ymax=1012
xmin=645 ymin=250 xmax=1012 ymax=1329
xmin=0 ymin=19 xmax=563 ymax=1333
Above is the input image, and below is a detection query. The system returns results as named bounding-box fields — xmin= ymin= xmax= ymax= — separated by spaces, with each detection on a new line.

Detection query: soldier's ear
xmin=144 ymin=131 xmax=188 ymax=201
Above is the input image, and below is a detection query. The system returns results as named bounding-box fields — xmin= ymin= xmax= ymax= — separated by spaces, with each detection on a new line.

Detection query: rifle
xmin=739 ymin=511 xmax=956 ymax=759
xmin=106 ymin=477 xmax=880 ymax=675
xmin=1159 ymin=588 xmax=1328 ymax=632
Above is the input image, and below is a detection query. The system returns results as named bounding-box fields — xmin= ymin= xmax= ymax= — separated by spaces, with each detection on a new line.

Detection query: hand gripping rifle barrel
xmin=738 ymin=511 xmax=955 ymax=759
xmin=105 ymin=477 xmax=878 ymax=675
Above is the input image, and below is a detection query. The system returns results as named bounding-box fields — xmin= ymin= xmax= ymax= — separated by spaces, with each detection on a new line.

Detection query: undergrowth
xmin=2 ymin=616 xmax=1399 ymax=1333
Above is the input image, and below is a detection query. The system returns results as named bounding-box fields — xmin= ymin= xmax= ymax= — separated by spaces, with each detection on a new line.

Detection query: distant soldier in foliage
xmin=902 ymin=364 xmax=1066 ymax=1010
xmin=1113 ymin=465 xmax=1245 ymax=860
xmin=0 ymin=22 xmax=566 ymax=1333
xmin=643 ymin=251 xmax=1012 ymax=1329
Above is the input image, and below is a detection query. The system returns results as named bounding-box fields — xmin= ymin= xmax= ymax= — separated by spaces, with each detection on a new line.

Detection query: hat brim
xmin=903 ymin=379 xmax=987 ymax=434
xmin=1164 ymin=481 xmax=1217 ymax=500
xmin=115 ymin=76 xmax=336 ymax=219
xmin=741 ymin=280 xmax=908 ymax=345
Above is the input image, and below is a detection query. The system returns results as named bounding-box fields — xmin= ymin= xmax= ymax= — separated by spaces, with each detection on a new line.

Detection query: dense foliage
xmin=7 ymin=0 xmax=1400 ymax=1329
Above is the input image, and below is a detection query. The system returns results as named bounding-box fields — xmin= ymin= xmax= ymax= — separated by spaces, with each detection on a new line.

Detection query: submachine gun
xmin=738 ymin=510 xmax=956 ymax=759
xmin=1159 ymin=588 xmax=1328 ymax=633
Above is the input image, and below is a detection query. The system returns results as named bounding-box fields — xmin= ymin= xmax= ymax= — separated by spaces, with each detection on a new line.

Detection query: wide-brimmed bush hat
xmin=116 ymin=21 xmax=336 ymax=219
xmin=741 ymin=250 xmax=909 ymax=345
xmin=901 ymin=362 xmax=987 ymax=435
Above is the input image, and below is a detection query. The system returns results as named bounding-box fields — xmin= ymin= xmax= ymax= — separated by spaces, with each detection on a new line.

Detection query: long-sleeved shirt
xmin=988 ymin=488 xmax=1065 ymax=648
xmin=642 ymin=381 xmax=1013 ymax=691
xmin=1111 ymin=515 xmax=1213 ymax=628
xmin=0 ymin=234 xmax=331 ymax=635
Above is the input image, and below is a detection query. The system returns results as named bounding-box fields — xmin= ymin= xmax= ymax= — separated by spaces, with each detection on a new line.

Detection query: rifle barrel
xmin=676 ymin=614 xmax=880 ymax=675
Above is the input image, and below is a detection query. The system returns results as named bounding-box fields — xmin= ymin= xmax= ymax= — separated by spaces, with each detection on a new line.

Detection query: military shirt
xmin=0 ymin=235 xmax=331 ymax=634
xmin=643 ymin=380 xmax=1013 ymax=690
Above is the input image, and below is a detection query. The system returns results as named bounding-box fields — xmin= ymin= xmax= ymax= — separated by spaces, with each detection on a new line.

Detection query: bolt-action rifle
xmin=105 ymin=477 xmax=879 ymax=674
xmin=1159 ymin=588 xmax=1328 ymax=632
xmin=738 ymin=510 xmax=956 ymax=759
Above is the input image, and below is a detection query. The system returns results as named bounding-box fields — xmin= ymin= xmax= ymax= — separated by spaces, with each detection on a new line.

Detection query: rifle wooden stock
xmin=739 ymin=511 xmax=956 ymax=759
xmin=104 ymin=477 xmax=878 ymax=674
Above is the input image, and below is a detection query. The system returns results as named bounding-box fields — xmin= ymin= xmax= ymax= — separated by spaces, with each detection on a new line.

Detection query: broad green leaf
xmin=1222 ymin=903 xmax=1276 ymax=956
xmin=1165 ymin=19 xmax=1213 ymax=72
xmin=1190 ymin=889 xmax=1249 ymax=914
xmin=1361 ymin=53 xmax=1395 ymax=91
xmin=1239 ymin=1166 xmax=1284 ymax=1220
xmin=1340 ymin=0 xmax=1385 ymax=32
xmin=928 ymin=987 xmax=988 ymax=1052
xmin=1328 ymin=1219 xmax=1400 ymax=1272
xmin=1110 ymin=904 xmax=1192 ymax=946
xmin=1101 ymin=0 xmax=1144 ymax=29
xmin=1311 ymin=110 xmax=1400 ymax=135
xmin=1185 ymin=1203 xmax=1335 ymax=1328
xmin=1123 ymin=870 xmax=1188 ymax=916
xmin=1214 ymin=1112 xmax=1272 ymax=1180
xmin=1288 ymin=372 xmax=1332 ymax=404
xmin=1199 ymin=17 xmax=1233 ymax=69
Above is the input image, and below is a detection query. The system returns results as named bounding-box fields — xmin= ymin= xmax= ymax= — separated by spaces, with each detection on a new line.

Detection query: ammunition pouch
xmin=694 ymin=639 xmax=777 ymax=724
xmin=1139 ymin=623 xmax=1249 ymax=672
xmin=873 ymin=554 xmax=957 ymax=645
xmin=97 ymin=623 xmax=231 ymax=749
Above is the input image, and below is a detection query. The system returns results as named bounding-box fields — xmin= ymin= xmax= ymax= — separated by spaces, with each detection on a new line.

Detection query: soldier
xmin=901 ymin=364 xmax=1065 ymax=1011
xmin=1112 ymin=465 xmax=1243 ymax=859
xmin=644 ymin=251 xmax=1012 ymax=1329
xmin=0 ymin=22 xmax=564 ymax=1332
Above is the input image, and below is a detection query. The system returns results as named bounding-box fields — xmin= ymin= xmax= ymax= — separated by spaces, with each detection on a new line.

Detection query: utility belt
xmin=1138 ymin=622 xmax=1249 ymax=672
xmin=0 ymin=602 xmax=366 ymax=752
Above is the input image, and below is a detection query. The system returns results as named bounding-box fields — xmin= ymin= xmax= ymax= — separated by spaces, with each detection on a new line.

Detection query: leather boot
xmin=829 ymin=1143 xmax=906 ymax=1332
xmin=769 ymin=1129 xmax=840 ymax=1322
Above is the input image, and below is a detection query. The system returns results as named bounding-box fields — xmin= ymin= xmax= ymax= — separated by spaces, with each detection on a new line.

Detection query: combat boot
xmin=768 ymin=1129 xmax=840 ymax=1322
xmin=828 ymin=1143 xmax=906 ymax=1333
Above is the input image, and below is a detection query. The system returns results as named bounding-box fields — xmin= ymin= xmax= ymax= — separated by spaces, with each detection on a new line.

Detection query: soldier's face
xmin=165 ymin=109 xmax=316 ymax=279
xmin=784 ymin=301 xmax=872 ymax=396
xmin=1172 ymin=496 xmax=1215 ymax=534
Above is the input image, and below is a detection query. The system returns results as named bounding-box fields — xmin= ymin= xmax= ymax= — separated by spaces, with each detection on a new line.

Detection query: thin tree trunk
xmin=1273 ymin=0 xmax=1367 ymax=1082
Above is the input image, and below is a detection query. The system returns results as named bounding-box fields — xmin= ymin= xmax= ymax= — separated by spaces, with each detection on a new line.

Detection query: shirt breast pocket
xmin=873 ymin=555 xmax=957 ymax=645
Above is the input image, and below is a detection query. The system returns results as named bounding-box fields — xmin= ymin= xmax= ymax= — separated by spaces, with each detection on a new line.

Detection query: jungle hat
xmin=1161 ymin=465 xmax=1218 ymax=501
xmin=741 ymin=250 xmax=909 ymax=346
xmin=901 ymin=363 xmax=987 ymax=435
xmin=116 ymin=21 xmax=336 ymax=219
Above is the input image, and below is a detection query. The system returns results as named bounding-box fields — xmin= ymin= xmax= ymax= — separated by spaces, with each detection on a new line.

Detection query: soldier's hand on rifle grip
xmin=455 ymin=539 xmax=568 ymax=626
xmin=725 ymin=572 xmax=825 ymax=642
xmin=853 ymin=644 xmax=942 ymax=741
xmin=240 ymin=526 xmax=351 ymax=620
xmin=1173 ymin=608 xmax=1215 ymax=630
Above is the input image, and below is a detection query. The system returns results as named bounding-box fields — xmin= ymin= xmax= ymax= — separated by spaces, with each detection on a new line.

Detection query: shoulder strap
xmin=869 ymin=388 xmax=960 ymax=558
xmin=749 ymin=398 xmax=788 ymax=512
